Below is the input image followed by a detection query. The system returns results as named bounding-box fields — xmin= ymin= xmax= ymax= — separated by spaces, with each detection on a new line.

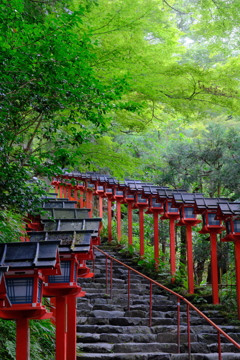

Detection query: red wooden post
xmin=153 ymin=211 xmax=159 ymax=269
xmin=79 ymin=189 xmax=84 ymax=208
xmin=56 ymin=296 xmax=67 ymax=360
xmin=54 ymin=183 xmax=59 ymax=194
xmin=63 ymin=185 xmax=67 ymax=198
xmin=66 ymin=295 xmax=77 ymax=360
xmin=68 ymin=185 xmax=72 ymax=200
xmin=186 ymin=224 xmax=194 ymax=294
xmin=16 ymin=318 xmax=30 ymax=360
xmin=170 ymin=218 xmax=176 ymax=282
xmin=108 ymin=198 xmax=112 ymax=242
xmin=128 ymin=202 xmax=133 ymax=246
xmin=210 ymin=232 xmax=219 ymax=304
xmin=139 ymin=206 xmax=145 ymax=257
xmin=116 ymin=200 xmax=121 ymax=243
xmin=98 ymin=196 xmax=103 ymax=218
xmin=74 ymin=187 xmax=78 ymax=202
xmin=86 ymin=191 xmax=93 ymax=218
xmin=59 ymin=184 xmax=63 ymax=198
xmin=235 ymin=240 xmax=240 ymax=319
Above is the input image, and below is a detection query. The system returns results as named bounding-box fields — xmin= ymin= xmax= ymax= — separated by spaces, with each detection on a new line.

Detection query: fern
xmin=5 ymin=341 xmax=15 ymax=360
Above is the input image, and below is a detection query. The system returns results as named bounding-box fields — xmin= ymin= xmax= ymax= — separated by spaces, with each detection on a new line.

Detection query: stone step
xmin=76 ymin=353 xmax=240 ymax=360
xmin=77 ymin=246 xmax=240 ymax=360
xmin=77 ymin=332 xmax=196 ymax=344
xmin=77 ymin=316 xmax=176 ymax=326
xmin=77 ymin=341 xmax=179 ymax=353
xmin=76 ymin=324 xmax=152 ymax=334
xmin=76 ymin=352 xmax=172 ymax=359
xmin=76 ymin=323 xmax=240 ymax=337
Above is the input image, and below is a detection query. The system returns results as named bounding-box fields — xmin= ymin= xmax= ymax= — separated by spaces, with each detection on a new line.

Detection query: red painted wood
xmin=16 ymin=318 xmax=29 ymax=360
xmin=87 ymin=192 xmax=93 ymax=217
xmin=56 ymin=296 xmax=67 ymax=360
xmin=235 ymin=241 xmax=240 ymax=320
xmin=139 ymin=206 xmax=144 ymax=257
xmin=79 ymin=189 xmax=84 ymax=208
xmin=98 ymin=196 xmax=103 ymax=218
xmin=66 ymin=295 xmax=77 ymax=360
xmin=153 ymin=212 xmax=159 ymax=269
xmin=107 ymin=198 xmax=112 ymax=242
xmin=210 ymin=232 xmax=219 ymax=304
xmin=116 ymin=200 xmax=121 ymax=243
xmin=59 ymin=185 xmax=63 ymax=198
xmin=186 ymin=224 xmax=194 ymax=294
xmin=128 ymin=202 xmax=133 ymax=246
xmin=170 ymin=218 xmax=176 ymax=282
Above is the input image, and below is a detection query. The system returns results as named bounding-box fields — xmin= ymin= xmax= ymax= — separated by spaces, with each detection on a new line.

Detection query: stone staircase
xmin=76 ymin=246 xmax=240 ymax=360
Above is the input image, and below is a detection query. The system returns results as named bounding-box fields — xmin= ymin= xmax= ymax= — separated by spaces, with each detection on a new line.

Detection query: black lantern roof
xmin=128 ymin=182 xmax=153 ymax=192
xmin=216 ymin=202 xmax=240 ymax=219
xmin=142 ymin=185 xmax=168 ymax=196
xmin=194 ymin=197 xmax=229 ymax=214
xmin=88 ymin=173 xmax=103 ymax=182
xmin=172 ymin=192 xmax=203 ymax=206
xmin=42 ymin=193 xmax=58 ymax=200
xmin=106 ymin=177 xmax=118 ymax=186
xmin=0 ymin=267 xmax=8 ymax=282
xmin=70 ymin=171 xmax=82 ymax=178
xmin=41 ymin=208 xmax=91 ymax=220
xmin=28 ymin=230 xmax=93 ymax=253
xmin=97 ymin=174 xmax=111 ymax=184
xmin=41 ymin=218 xmax=102 ymax=232
xmin=42 ymin=200 xmax=78 ymax=208
xmin=157 ymin=188 xmax=186 ymax=200
xmin=0 ymin=242 xmax=60 ymax=269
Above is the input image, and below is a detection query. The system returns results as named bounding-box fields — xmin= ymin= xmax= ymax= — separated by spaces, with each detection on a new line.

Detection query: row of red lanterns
xmin=52 ymin=171 xmax=240 ymax=320
xmin=0 ymin=192 xmax=102 ymax=360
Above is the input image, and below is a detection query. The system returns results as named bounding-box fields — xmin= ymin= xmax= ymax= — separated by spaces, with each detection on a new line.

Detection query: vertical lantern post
xmin=159 ymin=189 xmax=186 ymax=282
xmin=216 ymin=202 xmax=240 ymax=319
xmin=143 ymin=185 xmax=166 ymax=269
xmin=195 ymin=197 xmax=228 ymax=304
xmin=172 ymin=193 xmax=203 ymax=294
xmin=0 ymin=242 xmax=61 ymax=360
xmin=127 ymin=182 xmax=152 ymax=258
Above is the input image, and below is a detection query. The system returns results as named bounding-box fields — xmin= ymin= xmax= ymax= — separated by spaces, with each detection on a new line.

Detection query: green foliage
xmin=0 ymin=209 xmax=25 ymax=243
xmin=0 ymin=320 xmax=16 ymax=360
xmin=30 ymin=320 xmax=55 ymax=360
xmin=0 ymin=319 xmax=55 ymax=360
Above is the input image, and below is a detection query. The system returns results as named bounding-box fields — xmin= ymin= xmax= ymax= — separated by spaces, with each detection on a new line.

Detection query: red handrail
xmin=93 ymin=245 xmax=240 ymax=359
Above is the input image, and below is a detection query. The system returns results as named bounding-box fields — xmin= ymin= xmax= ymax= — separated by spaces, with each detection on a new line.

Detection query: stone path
xmin=76 ymin=246 xmax=240 ymax=360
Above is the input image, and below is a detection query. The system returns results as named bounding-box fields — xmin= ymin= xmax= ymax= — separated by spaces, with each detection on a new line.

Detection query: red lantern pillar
xmin=209 ymin=231 xmax=219 ymax=304
xmin=66 ymin=295 xmax=76 ymax=360
xmin=16 ymin=318 xmax=30 ymax=360
xmin=59 ymin=183 xmax=64 ymax=198
xmin=63 ymin=184 xmax=67 ymax=198
xmin=108 ymin=198 xmax=112 ymax=242
xmin=79 ymin=188 xmax=84 ymax=208
xmin=116 ymin=200 xmax=121 ymax=243
xmin=235 ymin=240 xmax=240 ymax=319
xmin=186 ymin=224 xmax=194 ymax=294
xmin=169 ymin=218 xmax=176 ymax=282
xmin=98 ymin=196 xmax=103 ymax=218
xmin=128 ymin=202 xmax=133 ymax=246
xmin=153 ymin=211 xmax=159 ymax=269
xmin=139 ymin=206 xmax=145 ymax=257
xmin=73 ymin=186 xmax=79 ymax=202
xmin=56 ymin=296 xmax=67 ymax=360
xmin=86 ymin=191 xmax=93 ymax=217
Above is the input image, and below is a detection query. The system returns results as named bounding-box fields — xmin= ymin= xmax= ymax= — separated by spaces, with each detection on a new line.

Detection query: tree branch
xmin=25 ymin=113 xmax=43 ymax=153
xmin=162 ymin=0 xmax=186 ymax=15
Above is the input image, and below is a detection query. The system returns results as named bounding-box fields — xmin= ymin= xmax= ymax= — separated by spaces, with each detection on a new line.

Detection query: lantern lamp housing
xmin=0 ymin=242 xmax=61 ymax=319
